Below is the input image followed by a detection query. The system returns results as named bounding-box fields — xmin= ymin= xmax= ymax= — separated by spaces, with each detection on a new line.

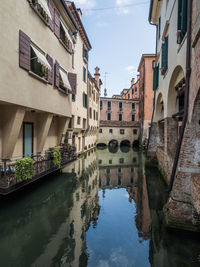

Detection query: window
xmin=120 ymin=129 xmax=124 ymax=134
xmin=132 ymin=114 xmax=135 ymax=121
xmin=128 ymin=94 xmax=130 ymax=99
xmin=83 ymin=66 xmax=86 ymax=82
xmin=72 ymin=52 xmax=74 ymax=69
xmin=58 ymin=66 xmax=72 ymax=92
xmin=107 ymin=101 xmax=111 ymax=110
xmin=99 ymin=129 xmax=102 ymax=133
xmin=119 ymin=158 xmax=124 ymax=164
xmin=83 ymin=92 xmax=88 ymax=108
xmin=83 ymin=45 xmax=89 ymax=61
xmin=133 ymin=157 xmax=136 ymax=163
xmin=132 ymin=103 xmax=135 ymax=110
xmin=107 ymin=113 xmax=111 ymax=121
xmin=89 ymin=84 xmax=92 ymax=97
xmin=133 ymin=129 xmax=137 ymax=135
xmin=106 ymin=168 xmax=110 ymax=174
xmin=177 ymin=0 xmax=187 ymax=44
xmin=109 ymin=159 xmax=112 ymax=164
xmin=118 ymin=176 xmax=122 ymax=186
xmin=131 ymin=177 xmax=134 ymax=184
xmin=30 ymin=44 xmax=50 ymax=81
xmin=89 ymin=108 xmax=92 ymax=118
xmin=100 ymin=100 xmax=103 ymax=109
xmin=119 ymin=114 xmax=122 ymax=121
xmin=32 ymin=0 xmax=52 ymax=24
xmin=131 ymin=167 xmax=134 ymax=172
xmin=118 ymin=167 xmax=121 ymax=173
xmin=119 ymin=102 xmax=123 ymax=110
xmin=72 ymin=94 xmax=76 ymax=101
xmin=109 ymin=129 xmax=113 ymax=133
xmin=93 ymin=110 xmax=95 ymax=120
xmin=77 ymin=116 xmax=81 ymax=125
xmin=161 ymin=36 xmax=168 ymax=75
xmin=93 ymin=91 xmax=95 ymax=101
xmin=60 ymin=20 xmax=73 ymax=53
xmin=68 ymin=118 xmax=72 ymax=129
xmin=96 ymin=112 xmax=98 ymax=120
xmin=99 ymin=159 xmax=102 ymax=164
xmin=132 ymin=88 xmax=134 ymax=94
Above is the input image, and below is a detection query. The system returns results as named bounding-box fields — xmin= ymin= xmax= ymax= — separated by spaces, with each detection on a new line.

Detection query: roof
xmin=66 ymin=1 xmax=92 ymax=50
xmin=60 ymin=0 xmax=79 ymax=30
xmin=100 ymin=97 xmax=139 ymax=102
xmin=137 ymin=53 xmax=156 ymax=72
xmin=148 ymin=0 xmax=154 ymax=24
xmin=100 ymin=120 xmax=140 ymax=128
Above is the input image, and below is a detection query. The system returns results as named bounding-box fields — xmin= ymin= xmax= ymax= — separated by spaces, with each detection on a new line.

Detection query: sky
xmin=73 ymin=0 xmax=156 ymax=97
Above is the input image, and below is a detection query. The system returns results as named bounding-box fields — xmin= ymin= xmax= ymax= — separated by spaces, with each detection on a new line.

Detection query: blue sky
xmin=73 ymin=0 xmax=156 ymax=97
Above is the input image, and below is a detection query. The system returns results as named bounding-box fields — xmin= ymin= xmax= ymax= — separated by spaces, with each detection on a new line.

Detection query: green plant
xmin=15 ymin=157 xmax=34 ymax=181
xmin=68 ymin=144 xmax=72 ymax=151
xmin=53 ymin=149 xmax=61 ymax=168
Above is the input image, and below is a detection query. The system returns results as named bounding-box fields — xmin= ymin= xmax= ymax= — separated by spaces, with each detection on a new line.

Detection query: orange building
xmin=137 ymin=54 xmax=155 ymax=145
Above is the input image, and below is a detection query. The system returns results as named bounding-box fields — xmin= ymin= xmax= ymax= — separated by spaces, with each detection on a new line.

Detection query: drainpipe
xmin=168 ymin=0 xmax=192 ymax=192
xmin=146 ymin=0 xmax=158 ymax=152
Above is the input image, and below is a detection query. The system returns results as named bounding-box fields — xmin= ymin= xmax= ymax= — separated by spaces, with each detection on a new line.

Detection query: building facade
xmin=137 ymin=54 xmax=155 ymax=145
xmin=0 ymin=0 xmax=100 ymax=162
xmin=98 ymin=97 xmax=140 ymax=147
xmin=149 ymin=0 xmax=200 ymax=231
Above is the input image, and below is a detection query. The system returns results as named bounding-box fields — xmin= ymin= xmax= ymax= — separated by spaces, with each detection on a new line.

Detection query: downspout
xmin=168 ymin=0 xmax=192 ymax=192
xmin=146 ymin=0 xmax=158 ymax=152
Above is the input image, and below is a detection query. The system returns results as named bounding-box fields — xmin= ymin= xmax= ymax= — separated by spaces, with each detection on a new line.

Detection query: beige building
xmin=0 ymin=0 xmax=80 ymax=159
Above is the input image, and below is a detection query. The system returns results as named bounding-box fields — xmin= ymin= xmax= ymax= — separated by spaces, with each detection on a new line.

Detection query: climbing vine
xmin=15 ymin=157 xmax=34 ymax=181
xmin=53 ymin=148 xmax=61 ymax=168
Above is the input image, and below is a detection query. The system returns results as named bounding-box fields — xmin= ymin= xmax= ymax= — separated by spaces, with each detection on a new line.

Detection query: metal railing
xmin=0 ymin=145 xmax=76 ymax=193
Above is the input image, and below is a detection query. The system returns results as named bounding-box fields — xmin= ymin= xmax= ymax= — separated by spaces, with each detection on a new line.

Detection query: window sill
xmin=29 ymin=71 xmax=48 ymax=84
xmin=59 ymin=39 xmax=72 ymax=54
xmin=30 ymin=4 xmax=49 ymax=27
xmin=58 ymin=87 xmax=69 ymax=95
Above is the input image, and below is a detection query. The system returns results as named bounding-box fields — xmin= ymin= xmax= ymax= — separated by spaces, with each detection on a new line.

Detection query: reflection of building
xmin=98 ymin=97 xmax=140 ymax=147
xmin=97 ymin=148 xmax=151 ymax=240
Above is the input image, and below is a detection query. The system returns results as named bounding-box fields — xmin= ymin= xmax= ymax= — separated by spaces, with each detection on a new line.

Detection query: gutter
xmin=60 ymin=0 xmax=79 ymax=31
xmin=168 ymin=0 xmax=192 ymax=192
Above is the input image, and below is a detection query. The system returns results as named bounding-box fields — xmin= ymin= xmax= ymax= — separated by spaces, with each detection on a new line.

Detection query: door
xmin=23 ymin=123 xmax=33 ymax=157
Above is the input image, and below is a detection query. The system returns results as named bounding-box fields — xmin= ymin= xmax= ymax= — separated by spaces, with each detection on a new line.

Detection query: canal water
xmin=0 ymin=147 xmax=200 ymax=267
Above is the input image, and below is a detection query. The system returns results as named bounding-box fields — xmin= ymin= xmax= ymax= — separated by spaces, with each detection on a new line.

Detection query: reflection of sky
xmin=86 ymin=189 xmax=149 ymax=267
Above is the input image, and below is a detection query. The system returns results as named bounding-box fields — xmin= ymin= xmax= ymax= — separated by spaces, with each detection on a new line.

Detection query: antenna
xmin=104 ymin=72 xmax=109 ymax=97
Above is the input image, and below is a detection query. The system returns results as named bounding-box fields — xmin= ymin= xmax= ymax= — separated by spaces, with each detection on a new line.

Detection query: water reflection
xmin=0 ymin=148 xmax=199 ymax=266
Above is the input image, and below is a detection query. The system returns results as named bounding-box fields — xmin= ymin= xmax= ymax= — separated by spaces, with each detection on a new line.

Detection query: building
xmin=123 ymin=76 xmax=140 ymax=100
xmin=98 ymin=97 xmax=140 ymax=147
xmin=84 ymin=68 xmax=101 ymax=151
xmin=137 ymin=54 xmax=155 ymax=145
xmin=0 ymin=0 xmax=80 ymax=160
xmin=148 ymin=0 xmax=200 ymax=231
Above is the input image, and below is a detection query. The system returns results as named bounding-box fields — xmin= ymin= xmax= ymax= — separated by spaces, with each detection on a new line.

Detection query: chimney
xmin=131 ymin=78 xmax=135 ymax=86
xmin=137 ymin=74 xmax=140 ymax=81
xmin=77 ymin=8 xmax=82 ymax=19
xmin=94 ymin=66 xmax=100 ymax=89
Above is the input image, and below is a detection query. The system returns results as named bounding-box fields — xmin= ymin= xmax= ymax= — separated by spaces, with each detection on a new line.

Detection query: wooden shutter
xmin=165 ymin=36 xmax=168 ymax=71
xmin=68 ymin=72 xmax=77 ymax=94
xmin=153 ymin=66 xmax=159 ymax=91
xmin=54 ymin=60 xmax=60 ymax=88
xmin=181 ymin=0 xmax=187 ymax=34
xmin=177 ymin=0 xmax=182 ymax=31
xmin=47 ymin=54 xmax=53 ymax=84
xmin=19 ymin=30 xmax=31 ymax=71
xmin=48 ymin=0 xmax=54 ymax=31
xmin=54 ymin=9 xmax=60 ymax=38
xmin=85 ymin=94 xmax=88 ymax=108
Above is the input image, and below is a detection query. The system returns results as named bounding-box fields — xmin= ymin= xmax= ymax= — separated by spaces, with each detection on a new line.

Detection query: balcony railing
xmin=0 ymin=145 xmax=76 ymax=195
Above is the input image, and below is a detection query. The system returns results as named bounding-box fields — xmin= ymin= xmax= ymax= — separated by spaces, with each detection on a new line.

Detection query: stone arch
xmin=167 ymin=65 xmax=185 ymax=117
xmin=120 ymin=140 xmax=131 ymax=147
xmin=109 ymin=139 xmax=118 ymax=147
xmin=154 ymin=93 xmax=164 ymax=122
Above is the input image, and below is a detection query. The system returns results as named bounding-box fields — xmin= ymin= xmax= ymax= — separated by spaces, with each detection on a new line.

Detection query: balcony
xmin=0 ymin=145 xmax=76 ymax=195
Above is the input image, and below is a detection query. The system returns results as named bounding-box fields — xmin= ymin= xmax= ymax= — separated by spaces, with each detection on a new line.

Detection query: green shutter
xmin=161 ymin=37 xmax=168 ymax=75
xmin=165 ymin=36 xmax=168 ymax=71
xmin=158 ymin=17 xmax=161 ymax=38
xmin=177 ymin=0 xmax=182 ymax=31
xmin=181 ymin=0 xmax=187 ymax=34
xmin=85 ymin=94 xmax=88 ymax=108
xmin=153 ymin=65 xmax=159 ymax=90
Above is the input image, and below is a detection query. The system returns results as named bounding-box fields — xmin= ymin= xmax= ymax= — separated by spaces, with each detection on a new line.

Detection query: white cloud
xmin=125 ymin=65 xmax=137 ymax=74
xmin=116 ymin=0 xmax=133 ymax=14
xmin=73 ymin=0 xmax=96 ymax=9
xmin=96 ymin=21 xmax=108 ymax=28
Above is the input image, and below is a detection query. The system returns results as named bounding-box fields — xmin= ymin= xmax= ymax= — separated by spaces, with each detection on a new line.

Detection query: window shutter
xmin=19 ymin=30 xmax=31 ymax=71
xmin=48 ymin=0 xmax=54 ymax=31
xmin=54 ymin=9 xmax=60 ymax=38
xmin=46 ymin=54 xmax=53 ymax=84
xmin=158 ymin=17 xmax=161 ymax=38
xmin=54 ymin=60 xmax=60 ymax=88
xmin=161 ymin=37 xmax=168 ymax=75
xmin=165 ymin=36 xmax=168 ymax=71
xmin=68 ymin=72 xmax=77 ymax=94
xmin=83 ymin=93 xmax=85 ymax=107
xmin=85 ymin=94 xmax=88 ymax=108
xmin=181 ymin=0 xmax=187 ymax=34
xmin=177 ymin=0 xmax=182 ymax=31
xmin=153 ymin=65 xmax=159 ymax=90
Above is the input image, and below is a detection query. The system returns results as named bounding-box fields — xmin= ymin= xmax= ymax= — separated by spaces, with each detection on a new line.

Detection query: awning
xmin=59 ymin=68 xmax=72 ymax=90
xmin=31 ymin=44 xmax=51 ymax=70
xmin=60 ymin=20 xmax=73 ymax=44
xmin=38 ymin=0 xmax=52 ymax=20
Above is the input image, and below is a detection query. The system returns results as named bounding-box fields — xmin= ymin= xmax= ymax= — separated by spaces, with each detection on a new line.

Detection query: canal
xmin=0 ymin=147 xmax=200 ymax=267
